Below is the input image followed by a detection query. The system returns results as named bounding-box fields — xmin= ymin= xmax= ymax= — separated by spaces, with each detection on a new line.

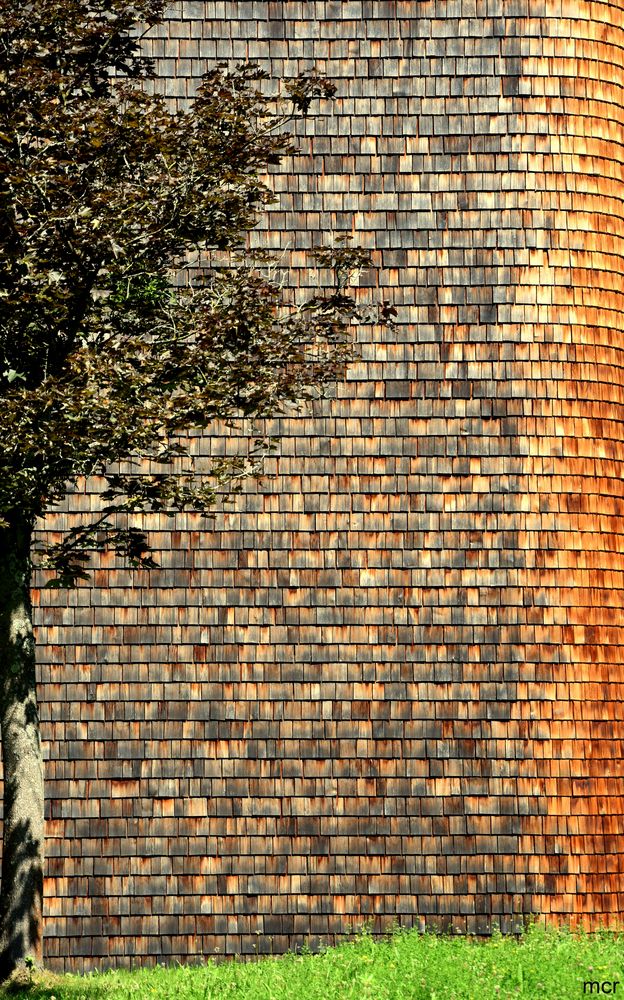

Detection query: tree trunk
xmin=0 ymin=519 xmax=44 ymax=979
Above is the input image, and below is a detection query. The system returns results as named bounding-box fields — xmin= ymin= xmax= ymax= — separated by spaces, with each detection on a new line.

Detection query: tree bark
xmin=0 ymin=518 xmax=44 ymax=979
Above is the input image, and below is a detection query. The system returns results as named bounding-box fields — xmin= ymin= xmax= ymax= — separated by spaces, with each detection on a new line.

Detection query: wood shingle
xmin=4 ymin=0 xmax=624 ymax=971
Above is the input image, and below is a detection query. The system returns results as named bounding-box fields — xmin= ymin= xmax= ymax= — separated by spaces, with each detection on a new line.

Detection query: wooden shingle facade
xmin=17 ymin=0 xmax=624 ymax=970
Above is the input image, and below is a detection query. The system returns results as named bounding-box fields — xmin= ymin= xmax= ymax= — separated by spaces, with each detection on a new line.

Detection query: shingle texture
xmin=9 ymin=0 xmax=624 ymax=971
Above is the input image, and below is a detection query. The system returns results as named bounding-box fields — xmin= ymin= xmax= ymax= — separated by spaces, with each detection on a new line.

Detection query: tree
xmin=0 ymin=0 xmax=374 ymax=977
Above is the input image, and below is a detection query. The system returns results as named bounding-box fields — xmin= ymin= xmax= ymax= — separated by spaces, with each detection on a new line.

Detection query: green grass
xmin=4 ymin=922 xmax=624 ymax=1000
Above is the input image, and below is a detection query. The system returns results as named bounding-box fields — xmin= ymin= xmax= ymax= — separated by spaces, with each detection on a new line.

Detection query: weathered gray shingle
xmin=13 ymin=0 xmax=624 ymax=972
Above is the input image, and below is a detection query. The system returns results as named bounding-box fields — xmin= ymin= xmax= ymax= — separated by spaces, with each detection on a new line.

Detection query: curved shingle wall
xmin=20 ymin=0 xmax=624 ymax=970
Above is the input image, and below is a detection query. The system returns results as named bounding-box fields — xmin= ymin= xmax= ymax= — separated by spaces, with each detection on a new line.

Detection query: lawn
xmin=4 ymin=922 xmax=624 ymax=1000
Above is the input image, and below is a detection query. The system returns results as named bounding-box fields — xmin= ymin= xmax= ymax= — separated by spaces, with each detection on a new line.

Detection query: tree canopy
xmin=0 ymin=0 xmax=374 ymax=583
